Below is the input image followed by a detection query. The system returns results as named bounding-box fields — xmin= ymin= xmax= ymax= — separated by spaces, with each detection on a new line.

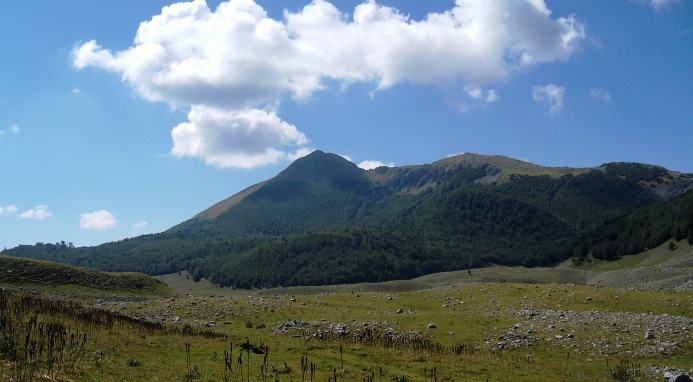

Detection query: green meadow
xmin=1 ymin=240 xmax=692 ymax=381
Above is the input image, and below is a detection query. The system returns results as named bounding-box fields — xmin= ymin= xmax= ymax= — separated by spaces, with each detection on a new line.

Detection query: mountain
xmin=169 ymin=151 xmax=372 ymax=236
xmin=4 ymin=151 xmax=692 ymax=288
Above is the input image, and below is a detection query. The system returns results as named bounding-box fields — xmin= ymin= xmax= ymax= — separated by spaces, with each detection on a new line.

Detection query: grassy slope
xmin=0 ymin=254 xmax=175 ymax=298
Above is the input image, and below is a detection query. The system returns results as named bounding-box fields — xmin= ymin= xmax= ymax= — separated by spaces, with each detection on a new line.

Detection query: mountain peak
xmin=276 ymin=150 xmax=362 ymax=181
xmin=256 ymin=150 xmax=368 ymax=198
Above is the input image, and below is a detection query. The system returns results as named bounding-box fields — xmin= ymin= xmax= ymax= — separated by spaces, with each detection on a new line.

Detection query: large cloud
xmin=73 ymin=0 xmax=585 ymax=168
xmin=170 ymin=105 xmax=308 ymax=168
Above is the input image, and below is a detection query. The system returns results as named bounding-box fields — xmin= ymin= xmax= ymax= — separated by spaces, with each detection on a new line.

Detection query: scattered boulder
xmin=645 ymin=329 xmax=655 ymax=339
xmin=428 ymin=323 xmax=437 ymax=329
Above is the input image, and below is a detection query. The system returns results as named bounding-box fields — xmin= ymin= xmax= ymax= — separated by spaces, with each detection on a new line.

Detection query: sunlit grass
xmin=1 ymin=240 xmax=691 ymax=381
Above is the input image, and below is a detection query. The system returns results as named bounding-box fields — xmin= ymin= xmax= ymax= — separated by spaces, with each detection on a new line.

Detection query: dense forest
xmin=579 ymin=190 xmax=693 ymax=260
xmin=4 ymin=152 xmax=692 ymax=288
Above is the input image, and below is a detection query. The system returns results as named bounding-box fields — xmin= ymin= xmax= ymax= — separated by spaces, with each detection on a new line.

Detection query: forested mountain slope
xmin=4 ymin=151 xmax=692 ymax=288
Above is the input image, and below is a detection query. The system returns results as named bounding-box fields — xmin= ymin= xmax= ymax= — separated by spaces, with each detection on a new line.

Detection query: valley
xmin=1 ymin=240 xmax=691 ymax=381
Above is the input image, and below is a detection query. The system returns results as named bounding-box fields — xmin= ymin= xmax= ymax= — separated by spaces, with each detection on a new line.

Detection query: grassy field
xmin=1 ymin=241 xmax=692 ymax=381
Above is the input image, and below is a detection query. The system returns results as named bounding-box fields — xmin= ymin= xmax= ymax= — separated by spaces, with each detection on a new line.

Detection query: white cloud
xmin=132 ymin=221 xmax=148 ymax=228
xmin=0 ymin=205 xmax=18 ymax=214
xmin=532 ymin=84 xmax=565 ymax=113
xmin=590 ymin=88 xmax=611 ymax=103
xmin=450 ymin=87 xmax=500 ymax=113
xmin=73 ymin=0 xmax=585 ymax=168
xmin=80 ymin=210 xmax=117 ymax=230
xmin=286 ymin=147 xmax=316 ymax=161
xmin=72 ymin=88 xmax=81 ymax=94
xmin=340 ymin=154 xmax=393 ymax=170
xmin=170 ymin=105 xmax=308 ymax=168
xmin=19 ymin=205 xmax=52 ymax=220
xmin=0 ymin=124 xmax=20 ymax=137
xmin=639 ymin=0 xmax=682 ymax=11
xmin=358 ymin=160 xmax=394 ymax=170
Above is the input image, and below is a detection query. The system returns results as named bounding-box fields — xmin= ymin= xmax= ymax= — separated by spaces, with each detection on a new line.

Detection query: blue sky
xmin=1 ymin=0 xmax=691 ymax=249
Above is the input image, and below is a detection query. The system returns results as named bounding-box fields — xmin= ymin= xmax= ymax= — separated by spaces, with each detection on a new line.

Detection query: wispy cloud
xmin=80 ymin=210 xmax=117 ymax=230
xmin=532 ymin=84 xmax=566 ymax=113
xmin=590 ymin=88 xmax=611 ymax=103
xmin=0 ymin=205 xmax=18 ymax=214
xmin=73 ymin=0 xmax=585 ymax=169
xmin=19 ymin=205 xmax=52 ymax=220
xmin=637 ymin=0 xmax=682 ymax=11
xmin=0 ymin=124 xmax=20 ymax=137
xmin=132 ymin=221 xmax=148 ymax=229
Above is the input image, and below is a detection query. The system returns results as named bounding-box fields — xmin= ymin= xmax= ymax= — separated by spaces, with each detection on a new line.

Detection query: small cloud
xmin=532 ymin=84 xmax=565 ymax=113
xmin=80 ymin=210 xmax=117 ymax=230
xmin=0 ymin=124 xmax=20 ymax=137
xmin=0 ymin=205 xmax=18 ymax=214
xmin=132 ymin=221 xmax=148 ymax=229
xmin=19 ymin=205 xmax=53 ymax=220
xmin=449 ymin=88 xmax=499 ymax=113
xmin=358 ymin=160 xmax=394 ymax=170
xmin=72 ymin=88 xmax=82 ymax=94
xmin=590 ymin=88 xmax=611 ymax=103
xmin=641 ymin=0 xmax=681 ymax=11
xmin=286 ymin=148 xmax=316 ymax=162
xmin=467 ymin=88 xmax=499 ymax=104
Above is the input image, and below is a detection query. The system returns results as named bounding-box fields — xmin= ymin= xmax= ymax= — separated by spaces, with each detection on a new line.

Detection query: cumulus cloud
xmin=19 ymin=205 xmax=52 ymax=220
xmin=532 ymin=84 xmax=565 ymax=113
xmin=590 ymin=88 xmax=611 ymax=103
xmin=132 ymin=221 xmax=148 ymax=228
xmin=0 ymin=205 xmax=18 ymax=214
xmin=73 ymin=0 xmax=585 ymax=168
xmin=80 ymin=210 xmax=117 ymax=230
xmin=171 ymin=105 xmax=308 ymax=168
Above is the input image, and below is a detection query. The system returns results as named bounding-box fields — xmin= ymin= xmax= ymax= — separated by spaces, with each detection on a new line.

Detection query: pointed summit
xmin=253 ymin=150 xmax=369 ymax=199
xmin=272 ymin=150 xmax=365 ymax=183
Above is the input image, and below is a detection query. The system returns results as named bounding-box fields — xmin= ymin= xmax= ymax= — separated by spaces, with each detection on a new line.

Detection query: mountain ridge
xmin=3 ymin=151 xmax=692 ymax=288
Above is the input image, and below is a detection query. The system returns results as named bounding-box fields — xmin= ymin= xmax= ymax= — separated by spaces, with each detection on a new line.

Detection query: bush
xmin=127 ymin=358 xmax=142 ymax=367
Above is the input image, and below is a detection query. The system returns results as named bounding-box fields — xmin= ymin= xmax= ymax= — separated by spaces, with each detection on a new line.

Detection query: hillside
xmin=0 ymin=254 xmax=175 ymax=298
xmin=3 ymin=151 xmax=692 ymax=288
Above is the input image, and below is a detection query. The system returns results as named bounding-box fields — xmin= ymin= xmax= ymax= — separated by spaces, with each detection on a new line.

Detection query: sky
xmin=1 ymin=0 xmax=691 ymax=249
